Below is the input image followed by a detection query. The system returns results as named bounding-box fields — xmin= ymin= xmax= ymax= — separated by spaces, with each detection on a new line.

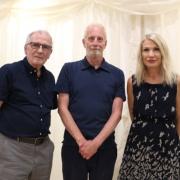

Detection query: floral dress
xmin=118 ymin=76 xmax=180 ymax=180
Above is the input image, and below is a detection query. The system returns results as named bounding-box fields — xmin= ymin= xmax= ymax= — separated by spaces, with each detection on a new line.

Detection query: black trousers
xmin=62 ymin=144 xmax=117 ymax=180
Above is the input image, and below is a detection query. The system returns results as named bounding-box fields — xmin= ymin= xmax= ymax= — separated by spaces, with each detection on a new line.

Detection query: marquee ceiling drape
xmin=1 ymin=0 xmax=180 ymax=17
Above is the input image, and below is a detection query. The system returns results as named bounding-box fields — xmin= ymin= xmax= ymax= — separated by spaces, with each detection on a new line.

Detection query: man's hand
xmin=79 ymin=140 xmax=99 ymax=160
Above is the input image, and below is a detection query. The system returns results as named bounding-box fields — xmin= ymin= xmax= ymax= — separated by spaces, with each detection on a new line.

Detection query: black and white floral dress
xmin=118 ymin=76 xmax=180 ymax=180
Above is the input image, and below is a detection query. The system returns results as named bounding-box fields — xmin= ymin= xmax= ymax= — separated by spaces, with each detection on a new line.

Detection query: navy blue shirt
xmin=0 ymin=57 xmax=57 ymax=138
xmin=56 ymin=58 xmax=126 ymax=147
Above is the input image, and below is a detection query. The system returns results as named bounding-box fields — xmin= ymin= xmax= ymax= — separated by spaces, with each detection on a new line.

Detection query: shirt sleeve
xmin=55 ymin=63 xmax=70 ymax=94
xmin=115 ymin=70 xmax=126 ymax=101
xmin=51 ymin=76 xmax=58 ymax=109
xmin=0 ymin=65 xmax=12 ymax=101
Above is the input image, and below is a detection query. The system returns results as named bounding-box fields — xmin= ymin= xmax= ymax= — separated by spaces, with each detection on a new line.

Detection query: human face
xmin=142 ymin=39 xmax=162 ymax=69
xmin=83 ymin=26 xmax=107 ymax=58
xmin=24 ymin=32 xmax=52 ymax=69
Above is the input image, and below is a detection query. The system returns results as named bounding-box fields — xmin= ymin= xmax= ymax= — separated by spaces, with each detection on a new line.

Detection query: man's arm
xmin=58 ymin=93 xmax=87 ymax=147
xmin=79 ymin=96 xmax=123 ymax=159
xmin=0 ymin=100 xmax=4 ymax=108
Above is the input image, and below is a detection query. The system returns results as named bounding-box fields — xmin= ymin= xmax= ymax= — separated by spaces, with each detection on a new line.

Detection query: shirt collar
xmin=22 ymin=57 xmax=45 ymax=76
xmin=81 ymin=57 xmax=110 ymax=72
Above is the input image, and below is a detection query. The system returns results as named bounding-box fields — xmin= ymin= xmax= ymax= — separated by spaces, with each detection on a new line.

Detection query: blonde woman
xmin=118 ymin=33 xmax=180 ymax=179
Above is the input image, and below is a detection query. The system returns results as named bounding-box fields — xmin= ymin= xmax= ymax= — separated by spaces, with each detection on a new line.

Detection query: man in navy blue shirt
xmin=0 ymin=30 xmax=57 ymax=180
xmin=56 ymin=23 xmax=126 ymax=180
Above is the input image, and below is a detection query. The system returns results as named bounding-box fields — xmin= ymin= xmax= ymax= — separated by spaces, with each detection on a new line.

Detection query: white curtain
xmin=1 ymin=0 xmax=180 ymax=179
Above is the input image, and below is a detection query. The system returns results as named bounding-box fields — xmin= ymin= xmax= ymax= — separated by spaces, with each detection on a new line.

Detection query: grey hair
xmin=25 ymin=30 xmax=52 ymax=45
xmin=83 ymin=23 xmax=107 ymax=40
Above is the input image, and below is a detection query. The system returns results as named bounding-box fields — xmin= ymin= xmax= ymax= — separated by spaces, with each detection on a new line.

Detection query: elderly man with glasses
xmin=0 ymin=30 xmax=57 ymax=180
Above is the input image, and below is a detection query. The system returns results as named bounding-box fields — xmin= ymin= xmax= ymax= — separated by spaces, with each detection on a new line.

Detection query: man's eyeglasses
xmin=28 ymin=42 xmax=52 ymax=51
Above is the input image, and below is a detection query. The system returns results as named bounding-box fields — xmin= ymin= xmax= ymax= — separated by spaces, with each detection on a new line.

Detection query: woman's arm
xmin=127 ymin=77 xmax=134 ymax=121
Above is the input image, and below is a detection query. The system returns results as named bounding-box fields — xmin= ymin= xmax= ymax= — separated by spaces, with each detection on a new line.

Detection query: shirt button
xmin=40 ymin=133 xmax=42 ymax=136
xmin=40 ymin=104 xmax=43 ymax=108
xmin=38 ymin=91 xmax=41 ymax=95
xmin=40 ymin=118 xmax=43 ymax=122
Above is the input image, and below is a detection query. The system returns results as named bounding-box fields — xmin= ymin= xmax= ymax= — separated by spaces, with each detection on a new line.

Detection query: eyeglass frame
xmin=27 ymin=42 xmax=52 ymax=51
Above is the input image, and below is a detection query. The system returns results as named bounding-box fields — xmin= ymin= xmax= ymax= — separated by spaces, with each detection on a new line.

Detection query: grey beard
xmin=87 ymin=50 xmax=102 ymax=57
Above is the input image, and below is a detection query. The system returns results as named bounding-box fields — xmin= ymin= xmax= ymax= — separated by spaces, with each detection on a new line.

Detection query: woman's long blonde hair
xmin=135 ymin=33 xmax=176 ymax=86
